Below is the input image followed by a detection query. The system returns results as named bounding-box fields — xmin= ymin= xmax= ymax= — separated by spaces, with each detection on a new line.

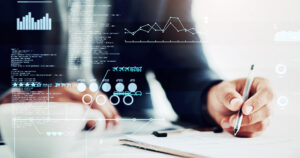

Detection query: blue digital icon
xmin=46 ymin=132 xmax=51 ymax=136
xmin=112 ymin=66 xmax=143 ymax=72
xmin=12 ymin=82 xmax=44 ymax=88
xmin=115 ymin=83 xmax=125 ymax=92
xmin=123 ymin=95 xmax=134 ymax=106
xmin=17 ymin=12 xmax=52 ymax=31
xmin=36 ymin=82 xmax=42 ymax=87
xmin=102 ymin=83 xmax=111 ymax=92
xmin=113 ymin=67 xmax=118 ymax=71
xmin=134 ymin=91 xmax=142 ymax=96
xmin=31 ymin=83 xmax=36 ymax=87
xmin=13 ymin=83 xmax=18 ymax=87
xmin=128 ymin=83 xmax=137 ymax=92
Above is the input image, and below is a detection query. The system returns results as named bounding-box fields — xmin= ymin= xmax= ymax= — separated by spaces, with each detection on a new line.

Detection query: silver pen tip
xmin=251 ymin=64 xmax=255 ymax=70
xmin=234 ymin=129 xmax=238 ymax=136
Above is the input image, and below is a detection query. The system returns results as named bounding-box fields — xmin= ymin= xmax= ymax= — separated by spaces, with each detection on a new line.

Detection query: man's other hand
xmin=207 ymin=77 xmax=274 ymax=137
xmin=0 ymin=83 xmax=120 ymax=128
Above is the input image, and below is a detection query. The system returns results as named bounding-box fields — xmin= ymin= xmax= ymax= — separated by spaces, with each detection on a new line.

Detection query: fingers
xmin=90 ymin=93 xmax=120 ymax=127
xmin=95 ymin=94 xmax=120 ymax=119
xmin=238 ymin=119 xmax=270 ymax=133
xmin=242 ymin=79 xmax=274 ymax=115
xmin=229 ymin=104 xmax=272 ymax=126
xmin=55 ymin=97 xmax=75 ymax=102
xmin=220 ymin=104 xmax=272 ymax=138
xmin=85 ymin=120 xmax=97 ymax=130
xmin=54 ymin=83 xmax=121 ymax=128
xmin=67 ymin=83 xmax=120 ymax=126
xmin=235 ymin=132 xmax=263 ymax=138
xmin=105 ymin=103 xmax=121 ymax=121
xmin=211 ymin=78 xmax=274 ymax=138
xmin=92 ymin=101 xmax=120 ymax=127
xmin=222 ymin=119 xmax=270 ymax=137
xmin=217 ymin=82 xmax=243 ymax=112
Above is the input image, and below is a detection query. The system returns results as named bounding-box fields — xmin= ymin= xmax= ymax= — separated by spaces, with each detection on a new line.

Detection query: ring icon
xmin=123 ymin=95 xmax=134 ymax=106
xmin=275 ymin=64 xmax=287 ymax=75
xmin=96 ymin=94 xmax=107 ymax=106
xmin=109 ymin=95 xmax=120 ymax=105
xmin=82 ymin=94 xmax=93 ymax=105
xmin=277 ymin=96 xmax=288 ymax=108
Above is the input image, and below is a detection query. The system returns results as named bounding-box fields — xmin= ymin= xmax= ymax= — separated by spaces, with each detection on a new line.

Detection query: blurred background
xmin=150 ymin=0 xmax=300 ymax=135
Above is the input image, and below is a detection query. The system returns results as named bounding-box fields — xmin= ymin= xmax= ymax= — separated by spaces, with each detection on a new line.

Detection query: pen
xmin=234 ymin=64 xmax=255 ymax=136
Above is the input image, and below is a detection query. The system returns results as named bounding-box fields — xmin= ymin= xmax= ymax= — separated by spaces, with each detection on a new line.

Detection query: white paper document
xmin=124 ymin=131 xmax=300 ymax=158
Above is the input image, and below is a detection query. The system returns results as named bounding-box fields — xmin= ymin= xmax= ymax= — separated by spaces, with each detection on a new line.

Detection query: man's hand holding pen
xmin=207 ymin=77 xmax=274 ymax=137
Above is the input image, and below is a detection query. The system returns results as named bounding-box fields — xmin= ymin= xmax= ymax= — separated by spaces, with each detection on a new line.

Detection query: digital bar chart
xmin=16 ymin=12 xmax=52 ymax=31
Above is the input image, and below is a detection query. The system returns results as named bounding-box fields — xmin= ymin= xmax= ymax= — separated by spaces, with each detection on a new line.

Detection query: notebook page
xmin=125 ymin=131 xmax=300 ymax=158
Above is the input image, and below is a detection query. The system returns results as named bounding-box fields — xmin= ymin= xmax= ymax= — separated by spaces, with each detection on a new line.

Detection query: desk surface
xmin=1 ymin=113 xmax=300 ymax=158
xmin=0 ymin=137 xmax=177 ymax=158
xmin=0 ymin=119 xmax=180 ymax=158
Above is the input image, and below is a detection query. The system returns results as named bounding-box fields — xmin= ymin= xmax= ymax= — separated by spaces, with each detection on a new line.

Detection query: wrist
xmin=201 ymin=81 xmax=222 ymax=128
xmin=206 ymin=84 xmax=221 ymax=126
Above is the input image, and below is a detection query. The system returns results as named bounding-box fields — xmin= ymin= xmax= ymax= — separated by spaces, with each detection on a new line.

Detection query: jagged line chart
xmin=124 ymin=17 xmax=198 ymax=36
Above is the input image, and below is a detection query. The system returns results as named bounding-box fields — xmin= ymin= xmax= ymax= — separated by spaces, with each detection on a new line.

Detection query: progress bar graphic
xmin=16 ymin=12 xmax=52 ymax=31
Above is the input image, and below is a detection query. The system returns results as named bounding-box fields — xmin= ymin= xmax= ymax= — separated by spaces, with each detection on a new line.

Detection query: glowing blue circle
xmin=128 ymin=83 xmax=137 ymax=92
xmin=115 ymin=83 xmax=125 ymax=92
xmin=101 ymin=83 xmax=111 ymax=92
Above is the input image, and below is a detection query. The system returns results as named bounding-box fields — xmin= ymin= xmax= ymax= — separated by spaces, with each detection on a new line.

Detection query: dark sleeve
xmin=152 ymin=0 xmax=222 ymax=128
xmin=0 ymin=1 xmax=14 ymax=99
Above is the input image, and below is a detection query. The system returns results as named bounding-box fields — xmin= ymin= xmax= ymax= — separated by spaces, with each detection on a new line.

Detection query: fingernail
xmin=222 ymin=120 xmax=230 ymax=129
xmin=230 ymin=98 xmax=242 ymax=107
xmin=244 ymin=106 xmax=253 ymax=115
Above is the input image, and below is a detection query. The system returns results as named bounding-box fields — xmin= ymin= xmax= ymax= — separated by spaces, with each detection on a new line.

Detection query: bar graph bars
xmin=16 ymin=12 xmax=52 ymax=31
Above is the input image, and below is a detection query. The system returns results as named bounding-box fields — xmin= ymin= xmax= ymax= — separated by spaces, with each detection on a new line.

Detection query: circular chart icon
xmin=115 ymin=83 xmax=125 ymax=92
xmin=77 ymin=83 xmax=87 ymax=92
xmin=123 ymin=95 xmax=134 ymax=106
xmin=128 ymin=83 xmax=137 ymax=92
xmin=82 ymin=94 xmax=93 ymax=105
xmin=275 ymin=64 xmax=287 ymax=75
xmin=96 ymin=94 xmax=107 ymax=106
xmin=101 ymin=83 xmax=111 ymax=92
xmin=109 ymin=95 xmax=120 ymax=106
xmin=277 ymin=96 xmax=288 ymax=108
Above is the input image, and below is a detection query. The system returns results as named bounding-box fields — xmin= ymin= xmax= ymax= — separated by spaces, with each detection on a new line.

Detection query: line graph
xmin=124 ymin=17 xmax=203 ymax=44
xmin=124 ymin=17 xmax=198 ymax=36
